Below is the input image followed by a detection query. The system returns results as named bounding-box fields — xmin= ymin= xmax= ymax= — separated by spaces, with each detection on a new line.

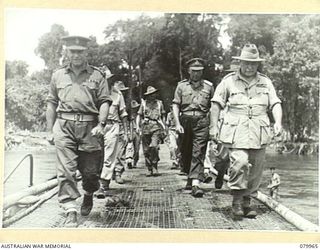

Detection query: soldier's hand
xmin=175 ymin=124 xmax=184 ymax=134
xmin=91 ymin=124 xmax=104 ymax=138
xmin=46 ymin=132 xmax=55 ymax=145
xmin=274 ymin=122 xmax=282 ymax=137
xmin=136 ymin=126 xmax=141 ymax=134
xmin=209 ymin=125 xmax=219 ymax=143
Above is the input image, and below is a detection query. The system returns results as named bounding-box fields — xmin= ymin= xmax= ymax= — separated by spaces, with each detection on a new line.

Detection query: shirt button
xmin=245 ymin=87 xmax=248 ymax=91
xmin=249 ymin=97 xmax=252 ymax=99
xmin=249 ymin=106 xmax=252 ymax=109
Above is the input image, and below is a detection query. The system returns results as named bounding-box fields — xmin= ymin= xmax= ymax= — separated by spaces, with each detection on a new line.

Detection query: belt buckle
xmin=75 ymin=113 xmax=82 ymax=122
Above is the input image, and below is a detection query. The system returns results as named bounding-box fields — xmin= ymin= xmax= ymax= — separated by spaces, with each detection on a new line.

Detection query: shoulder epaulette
xmin=203 ymin=79 xmax=213 ymax=86
xmin=222 ymin=72 xmax=236 ymax=80
xmin=178 ymin=79 xmax=188 ymax=85
xmin=258 ymin=72 xmax=270 ymax=79
xmin=90 ymin=66 xmax=105 ymax=77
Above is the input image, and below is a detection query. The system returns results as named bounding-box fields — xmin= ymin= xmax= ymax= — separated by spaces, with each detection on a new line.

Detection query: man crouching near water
xmin=210 ymin=44 xmax=282 ymax=220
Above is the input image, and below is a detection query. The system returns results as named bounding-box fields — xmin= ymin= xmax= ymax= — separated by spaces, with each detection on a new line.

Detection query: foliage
xmin=265 ymin=15 xmax=320 ymax=141
xmin=5 ymin=60 xmax=29 ymax=79
xmin=5 ymin=77 xmax=48 ymax=131
xmin=34 ymin=24 xmax=68 ymax=71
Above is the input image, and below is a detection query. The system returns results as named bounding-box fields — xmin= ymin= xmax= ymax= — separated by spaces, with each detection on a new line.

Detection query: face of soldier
xmin=67 ymin=49 xmax=87 ymax=68
xmin=147 ymin=93 xmax=157 ymax=101
xmin=188 ymin=69 xmax=203 ymax=82
xmin=240 ymin=61 xmax=259 ymax=78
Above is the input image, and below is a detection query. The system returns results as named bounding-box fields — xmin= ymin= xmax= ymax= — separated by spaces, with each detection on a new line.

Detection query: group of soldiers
xmin=46 ymin=35 xmax=282 ymax=227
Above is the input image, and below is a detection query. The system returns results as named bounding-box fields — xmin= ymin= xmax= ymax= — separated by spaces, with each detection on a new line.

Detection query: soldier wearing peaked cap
xmin=172 ymin=57 xmax=215 ymax=198
xmin=46 ymin=35 xmax=112 ymax=227
xmin=210 ymin=44 xmax=283 ymax=219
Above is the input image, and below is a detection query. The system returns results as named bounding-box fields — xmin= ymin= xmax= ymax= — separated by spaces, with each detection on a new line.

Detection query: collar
xmin=65 ymin=63 xmax=93 ymax=74
xmin=235 ymin=69 xmax=260 ymax=87
xmin=188 ymin=79 xmax=204 ymax=89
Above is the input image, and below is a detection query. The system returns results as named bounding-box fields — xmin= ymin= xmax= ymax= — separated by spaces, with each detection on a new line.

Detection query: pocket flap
xmin=57 ymin=82 xmax=72 ymax=89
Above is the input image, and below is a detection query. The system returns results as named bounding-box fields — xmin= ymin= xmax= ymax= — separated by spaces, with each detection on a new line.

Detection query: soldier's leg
xmin=54 ymin=120 xmax=80 ymax=221
xmin=141 ymin=133 xmax=153 ymax=174
xmin=228 ymin=149 xmax=250 ymax=219
xmin=78 ymin=121 xmax=104 ymax=216
xmin=133 ymin=132 xmax=140 ymax=167
xmin=114 ymin=133 xmax=126 ymax=184
xmin=179 ymin=116 xmax=193 ymax=174
xmin=150 ymin=130 xmax=161 ymax=174
xmin=242 ymin=148 xmax=266 ymax=218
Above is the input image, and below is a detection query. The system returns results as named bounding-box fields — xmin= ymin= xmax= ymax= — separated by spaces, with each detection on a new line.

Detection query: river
xmin=3 ymin=149 xmax=319 ymax=225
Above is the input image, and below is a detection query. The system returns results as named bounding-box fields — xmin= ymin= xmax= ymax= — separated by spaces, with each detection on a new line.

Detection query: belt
xmin=228 ymin=107 xmax=267 ymax=118
xmin=57 ymin=113 xmax=97 ymax=122
xmin=105 ymin=119 xmax=119 ymax=125
xmin=182 ymin=110 xmax=206 ymax=116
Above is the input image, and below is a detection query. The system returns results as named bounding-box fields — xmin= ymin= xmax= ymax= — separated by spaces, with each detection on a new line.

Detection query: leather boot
xmin=80 ymin=194 xmax=93 ymax=216
xmin=231 ymin=203 xmax=244 ymax=220
xmin=96 ymin=180 xmax=110 ymax=199
xmin=243 ymin=196 xmax=257 ymax=218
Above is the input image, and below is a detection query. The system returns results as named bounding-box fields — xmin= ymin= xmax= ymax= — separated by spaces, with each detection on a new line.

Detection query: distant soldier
xmin=166 ymin=105 xmax=180 ymax=170
xmin=136 ymin=86 xmax=166 ymax=176
xmin=96 ymin=80 xmax=128 ymax=199
xmin=267 ymin=167 xmax=281 ymax=200
xmin=112 ymin=81 xmax=129 ymax=184
xmin=210 ymin=44 xmax=283 ymax=219
xmin=46 ymin=36 xmax=111 ymax=227
xmin=126 ymin=100 xmax=141 ymax=169
xmin=172 ymin=58 xmax=214 ymax=197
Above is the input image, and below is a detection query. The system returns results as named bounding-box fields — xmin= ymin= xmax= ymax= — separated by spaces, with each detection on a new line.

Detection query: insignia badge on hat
xmin=61 ymin=35 xmax=91 ymax=50
xmin=186 ymin=58 xmax=205 ymax=70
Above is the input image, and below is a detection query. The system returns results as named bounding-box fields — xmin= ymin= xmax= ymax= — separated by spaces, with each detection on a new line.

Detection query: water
xmin=261 ymin=152 xmax=319 ymax=225
xmin=3 ymin=149 xmax=319 ymax=225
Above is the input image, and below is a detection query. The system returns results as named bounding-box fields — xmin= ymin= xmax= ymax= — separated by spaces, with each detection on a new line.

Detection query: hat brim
xmin=105 ymin=74 xmax=114 ymax=79
xmin=189 ymin=66 xmax=204 ymax=70
xmin=67 ymin=45 xmax=87 ymax=50
xmin=131 ymin=104 xmax=140 ymax=109
xmin=232 ymin=56 xmax=265 ymax=62
xmin=119 ymin=87 xmax=129 ymax=91
xmin=144 ymin=89 xmax=158 ymax=95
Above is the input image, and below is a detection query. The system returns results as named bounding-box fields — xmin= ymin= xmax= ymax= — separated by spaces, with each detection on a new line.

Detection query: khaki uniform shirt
xmin=212 ymin=70 xmax=281 ymax=149
xmin=108 ymin=88 xmax=128 ymax=122
xmin=47 ymin=64 xmax=111 ymax=114
xmin=172 ymin=79 xmax=214 ymax=114
xmin=138 ymin=99 xmax=166 ymax=134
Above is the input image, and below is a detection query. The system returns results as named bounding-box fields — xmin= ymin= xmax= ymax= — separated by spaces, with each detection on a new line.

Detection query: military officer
xmin=136 ymin=86 xmax=166 ymax=176
xmin=96 ymin=80 xmax=128 ymax=199
xmin=172 ymin=58 xmax=214 ymax=198
xmin=210 ymin=44 xmax=282 ymax=219
xmin=46 ymin=36 xmax=111 ymax=227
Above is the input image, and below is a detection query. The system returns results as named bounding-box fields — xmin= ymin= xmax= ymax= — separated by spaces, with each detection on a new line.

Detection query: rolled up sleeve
xmin=119 ymin=93 xmax=128 ymax=119
xmin=211 ymin=80 xmax=227 ymax=109
xmin=172 ymin=84 xmax=182 ymax=106
xmin=268 ymin=81 xmax=282 ymax=109
xmin=46 ymin=73 xmax=58 ymax=106
xmin=97 ymin=78 xmax=112 ymax=107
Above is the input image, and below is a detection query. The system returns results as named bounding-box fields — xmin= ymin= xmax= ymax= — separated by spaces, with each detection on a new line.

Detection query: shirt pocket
xmin=82 ymin=80 xmax=99 ymax=99
xmin=259 ymin=116 xmax=271 ymax=146
xmin=181 ymin=90 xmax=193 ymax=105
xmin=229 ymin=90 xmax=246 ymax=105
xmin=219 ymin=116 xmax=239 ymax=144
xmin=56 ymin=82 xmax=73 ymax=102
xmin=255 ymin=87 xmax=269 ymax=106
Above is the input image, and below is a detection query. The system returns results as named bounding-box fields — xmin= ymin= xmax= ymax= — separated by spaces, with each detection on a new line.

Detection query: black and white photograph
xmin=3 ymin=5 xmax=319 ymax=234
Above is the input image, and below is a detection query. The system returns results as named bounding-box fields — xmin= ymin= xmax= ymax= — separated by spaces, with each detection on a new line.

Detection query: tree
xmin=265 ymin=15 xmax=320 ymax=141
xmin=35 ymin=24 xmax=69 ymax=71
xmin=5 ymin=60 xmax=29 ymax=79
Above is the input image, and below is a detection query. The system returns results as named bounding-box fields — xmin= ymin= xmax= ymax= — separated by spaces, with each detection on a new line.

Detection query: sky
xmin=4 ymin=8 xmax=231 ymax=73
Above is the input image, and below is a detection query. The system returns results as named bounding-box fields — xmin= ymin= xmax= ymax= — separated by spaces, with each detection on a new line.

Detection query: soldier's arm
xmin=46 ymin=102 xmax=57 ymax=132
xmin=272 ymin=103 xmax=282 ymax=136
